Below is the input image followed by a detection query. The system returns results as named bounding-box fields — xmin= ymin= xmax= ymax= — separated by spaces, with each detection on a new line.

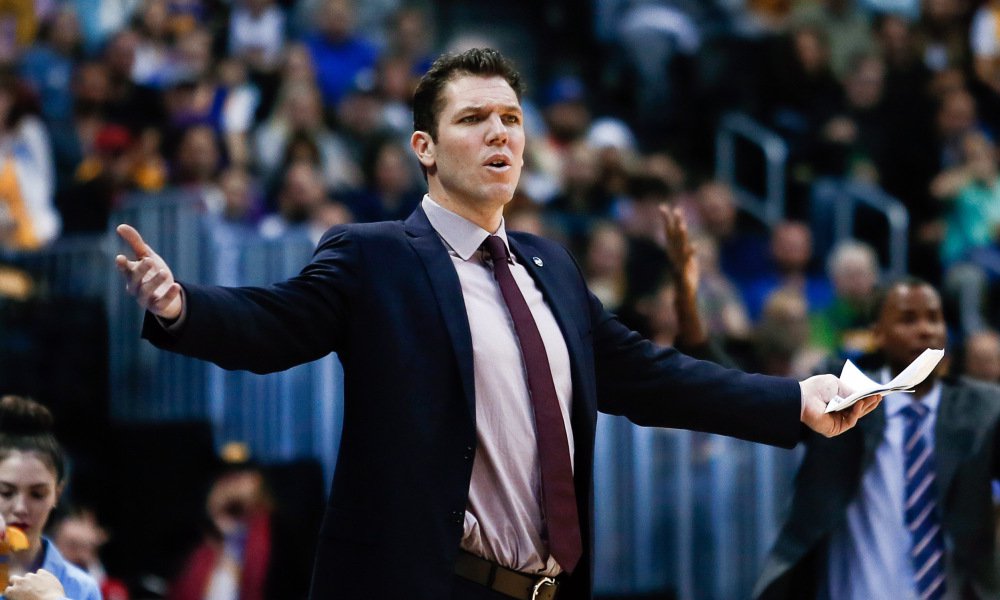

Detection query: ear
xmin=411 ymin=131 xmax=435 ymax=169
xmin=871 ymin=322 xmax=884 ymax=351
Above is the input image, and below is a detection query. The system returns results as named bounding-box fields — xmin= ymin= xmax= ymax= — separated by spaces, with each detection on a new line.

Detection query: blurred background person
xmin=51 ymin=509 xmax=129 ymax=600
xmin=810 ymin=239 xmax=880 ymax=359
xmin=0 ymin=395 xmax=100 ymax=600
xmin=964 ymin=329 xmax=1000 ymax=384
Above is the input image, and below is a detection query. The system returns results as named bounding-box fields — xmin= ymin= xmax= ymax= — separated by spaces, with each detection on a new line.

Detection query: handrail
xmin=715 ymin=112 xmax=789 ymax=227
xmin=826 ymin=180 xmax=910 ymax=278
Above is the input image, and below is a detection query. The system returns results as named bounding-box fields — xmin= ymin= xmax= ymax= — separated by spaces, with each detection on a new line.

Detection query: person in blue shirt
xmin=0 ymin=395 xmax=100 ymax=600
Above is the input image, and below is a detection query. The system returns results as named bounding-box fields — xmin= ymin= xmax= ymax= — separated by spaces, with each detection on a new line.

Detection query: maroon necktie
xmin=483 ymin=235 xmax=582 ymax=574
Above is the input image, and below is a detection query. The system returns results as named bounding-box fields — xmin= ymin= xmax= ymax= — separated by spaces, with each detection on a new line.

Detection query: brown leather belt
xmin=454 ymin=551 xmax=560 ymax=600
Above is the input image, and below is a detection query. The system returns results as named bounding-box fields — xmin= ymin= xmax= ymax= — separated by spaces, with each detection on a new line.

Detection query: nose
xmin=10 ymin=493 xmax=26 ymax=516
xmin=485 ymin=114 xmax=508 ymax=145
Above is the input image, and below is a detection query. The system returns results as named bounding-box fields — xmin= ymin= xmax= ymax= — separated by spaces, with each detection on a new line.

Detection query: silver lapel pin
xmin=532 ymin=257 xmax=543 ymax=267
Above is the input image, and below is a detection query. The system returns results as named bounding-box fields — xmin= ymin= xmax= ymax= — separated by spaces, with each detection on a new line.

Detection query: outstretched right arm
xmin=115 ymin=224 xmax=360 ymax=373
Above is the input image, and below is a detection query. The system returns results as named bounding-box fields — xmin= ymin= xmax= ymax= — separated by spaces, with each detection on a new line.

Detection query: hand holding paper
xmin=824 ymin=348 xmax=945 ymax=413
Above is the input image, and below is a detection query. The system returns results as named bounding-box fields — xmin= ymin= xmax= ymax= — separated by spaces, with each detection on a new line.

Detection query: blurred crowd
xmin=0 ymin=0 xmax=999 ymax=381
xmin=1 ymin=0 xmax=1000 ymax=596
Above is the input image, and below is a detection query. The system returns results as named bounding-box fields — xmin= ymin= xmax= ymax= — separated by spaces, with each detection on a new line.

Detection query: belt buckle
xmin=531 ymin=576 xmax=557 ymax=600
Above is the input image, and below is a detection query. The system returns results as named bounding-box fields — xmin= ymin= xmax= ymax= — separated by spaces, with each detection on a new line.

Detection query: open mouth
xmin=483 ymin=155 xmax=511 ymax=170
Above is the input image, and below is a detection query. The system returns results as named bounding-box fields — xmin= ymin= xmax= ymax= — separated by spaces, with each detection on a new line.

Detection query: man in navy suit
xmin=116 ymin=49 xmax=879 ymax=600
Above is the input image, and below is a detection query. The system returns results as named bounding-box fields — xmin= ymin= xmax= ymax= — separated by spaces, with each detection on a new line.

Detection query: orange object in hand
xmin=0 ymin=526 xmax=29 ymax=589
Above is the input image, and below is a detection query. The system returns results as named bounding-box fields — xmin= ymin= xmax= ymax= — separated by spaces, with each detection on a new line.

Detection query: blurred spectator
xmin=384 ymin=6 xmax=434 ymax=76
xmin=971 ymin=0 xmax=1000 ymax=97
xmin=160 ymin=26 xmax=213 ymax=88
xmin=789 ymin=0 xmax=873 ymax=79
xmin=548 ymin=141 xmax=611 ymax=220
xmin=912 ymin=0 xmax=969 ymax=73
xmin=373 ymin=54 xmax=418 ymax=136
xmin=810 ymin=240 xmax=880 ymax=357
xmin=47 ymin=60 xmax=110 ymax=196
xmin=217 ymin=166 xmax=261 ymax=226
xmin=72 ymin=0 xmax=140 ymax=56
xmin=253 ymin=41 xmax=314 ymax=122
xmin=131 ymin=0 xmax=172 ymax=87
xmin=0 ymin=0 xmax=39 ymax=63
xmin=335 ymin=82 xmax=390 ymax=165
xmin=215 ymin=57 xmax=261 ymax=169
xmin=583 ymin=221 xmax=629 ymax=313
xmin=102 ymin=29 xmax=167 ymax=133
xmin=691 ymin=233 xmax=752 ymax=343
xmin=259 ymin=161 xmax=351 ymax=242
xmin=19 ymin=6 xmax=82 ymax=123
xmin=694 ymin=180 xmax=769 ymax=286
xmin=735 ymin=288 xmax=828 ymax=378
xmin=228 ymin=0 xmax=286 ymax=76
xmin=52 ymin=510 xmax=130 ymax=600
xmin=345 ymin=137 xmax=421 ymax=222
xmin=0 ymin=71 xmax=59 ymax=250
xmin=58 ymin=123 xmax=165 ymax=234
xmin=940 ymin=131 xmax=1000 ymax=274
xmin=168 ymin=444 xmax=275 ymax=600
xmin=812 ymin=53 xmax=893 ymax=184
xmin=970 ymin=0 xmax=1000 ymax=133
xmin=528 ymin=75 xmax=592 ymax=204
xmin=171 ymin=123 xmax=221 ymax=190
xmin=611 ymin=1 xmax=702 ymax=148
xmin=302 ymin=0 xmax=379 ymax=109
xmin=964 ymin=329 xmax=1000 ymax=383
xmin=761 ymin=24 xmax=841 ymax=161
xmin=744 ymin=220 xmax=834 ymax=321
xmin=253 ymin=80 xmax=360 ymax=194
xmin=585 ymin=116 xmax=639 ymax=204
xmin=620 ymin=175 xmax=672 ymax=305
xmin=937 ymin=131 xmax=1000 ymax=330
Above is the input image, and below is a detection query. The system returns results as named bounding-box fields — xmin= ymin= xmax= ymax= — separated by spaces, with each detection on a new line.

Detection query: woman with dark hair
xmin=0 ymin=395 xmax=99 ymax=600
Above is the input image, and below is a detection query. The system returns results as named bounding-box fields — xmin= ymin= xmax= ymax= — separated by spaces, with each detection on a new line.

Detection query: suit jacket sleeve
xmin=142 ymin=226 xmax=361 ymax=374
xmin=588 ymin=289 xmax=803 ymax=449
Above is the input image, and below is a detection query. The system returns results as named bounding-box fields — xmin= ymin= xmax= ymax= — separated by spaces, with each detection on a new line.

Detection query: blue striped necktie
xmin=900 ymin=402 xmax=947 ymax=600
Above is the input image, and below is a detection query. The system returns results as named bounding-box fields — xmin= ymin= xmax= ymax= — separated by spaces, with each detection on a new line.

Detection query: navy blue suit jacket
xmin=143 ymin=207 xmax=803 ymax=600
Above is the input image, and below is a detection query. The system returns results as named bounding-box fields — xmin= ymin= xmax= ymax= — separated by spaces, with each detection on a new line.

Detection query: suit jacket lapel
xmin=404 ymin=208 xmax=477 ymax=421
xmin=934 ymin=383 xmax=975 ymax=507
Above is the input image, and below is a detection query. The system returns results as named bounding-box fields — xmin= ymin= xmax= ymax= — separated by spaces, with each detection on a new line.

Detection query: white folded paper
xmin=824 ymin=348 xmax=945 ymax=413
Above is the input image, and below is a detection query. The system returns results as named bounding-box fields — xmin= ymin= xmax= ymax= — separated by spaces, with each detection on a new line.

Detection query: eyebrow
xmin=0 ymin=481 xmax=52 ymax=489
xmin=455 ymin=103 xmax=523 ymax=115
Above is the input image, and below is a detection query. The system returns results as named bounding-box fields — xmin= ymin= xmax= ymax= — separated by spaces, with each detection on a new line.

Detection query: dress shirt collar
xmin=421 ymin=195 xmax=510 ymax=261
xmin=878 ymin=366 xmax=942 ymax=419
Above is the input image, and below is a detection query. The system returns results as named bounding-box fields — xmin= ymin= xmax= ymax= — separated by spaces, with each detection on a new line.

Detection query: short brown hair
xmin=412 ymin=48 xmax=524 ymax=140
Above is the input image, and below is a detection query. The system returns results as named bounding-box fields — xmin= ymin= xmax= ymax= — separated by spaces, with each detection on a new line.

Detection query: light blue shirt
xmin=0 ymin=538 xmax=101 ymax=600
xmin=823 ymin=373 xmax=943 ymax=600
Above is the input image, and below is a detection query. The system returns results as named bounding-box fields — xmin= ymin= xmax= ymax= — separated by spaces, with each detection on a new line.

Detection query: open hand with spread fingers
xmin=114 ymin=224 xmax=184 ymax=320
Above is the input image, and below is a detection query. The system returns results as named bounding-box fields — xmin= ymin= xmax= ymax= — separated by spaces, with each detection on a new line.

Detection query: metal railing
xmin=10 ymin=192 xmax=805 ymax=599
xmin=593 ymin=415 xmax=801 ymax=599
xmin=715 ymin=112 xmax=789 ymax=227
xmin=811 ymin=178 xmax=910 ymax=278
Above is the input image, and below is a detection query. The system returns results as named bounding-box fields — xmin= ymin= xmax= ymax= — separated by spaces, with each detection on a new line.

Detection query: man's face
xmin=874 ymin=284 xmax=947 ymax=371
xmin=416 ymin=75 xmax=524 ymax=221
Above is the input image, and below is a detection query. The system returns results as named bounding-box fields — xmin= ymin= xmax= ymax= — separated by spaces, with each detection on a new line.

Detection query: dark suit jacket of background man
xmin=143 ymin=207 xmax=804 ymax=600
xmin=754 ymin=372 xmax=1000 ymax=600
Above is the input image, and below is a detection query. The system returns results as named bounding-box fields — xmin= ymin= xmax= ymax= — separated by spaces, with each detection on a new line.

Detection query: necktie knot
xmin=483 ymin=235 xmax=509 ymax=264
xmin=900 ymin=402 xmax=929 ymax=424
